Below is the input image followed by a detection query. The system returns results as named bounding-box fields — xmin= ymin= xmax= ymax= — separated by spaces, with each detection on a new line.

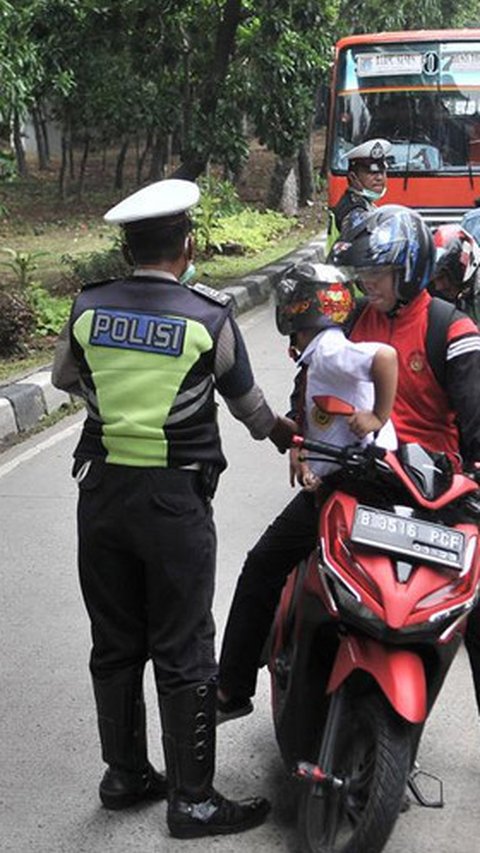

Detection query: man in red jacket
xmin=334 ymin=205 xmax=480 ymax=712
xmin=218 ymin=205 xmax=480 ymax=723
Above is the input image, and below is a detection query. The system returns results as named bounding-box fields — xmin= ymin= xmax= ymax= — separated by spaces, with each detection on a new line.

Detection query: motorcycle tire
xmin=297 ymin=692 xmax=411 ymax=853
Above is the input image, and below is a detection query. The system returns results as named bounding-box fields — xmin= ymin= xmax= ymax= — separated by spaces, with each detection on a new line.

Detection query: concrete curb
xmin=0 ymin=233 xmax=326 ymax=445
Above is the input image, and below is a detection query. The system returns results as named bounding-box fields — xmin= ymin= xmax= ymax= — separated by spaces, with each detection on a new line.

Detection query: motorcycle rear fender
xmin=327 ymin=635 xmax=427 ymax=723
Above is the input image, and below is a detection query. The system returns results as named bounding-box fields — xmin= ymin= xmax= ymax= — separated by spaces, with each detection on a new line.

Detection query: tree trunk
xmin=173 ymin=0 xmax=243 ymax=180
xmin=12 ymin=110 xmax=27 ymax=176
xmin=298 ymin=134 xmax=315 ymax=206
xmin=32 ymin=104 xmax=49 ymax=170
xmin=77 ymin=136 xmax=90 ymax=199
xmin=148 ymin=132 xmax=166 ymax=181
xmin=69 ymin=137 xmax=75 ymax=180
xmin=39 ymin=103 xmax=50 ymax=161
xmin=58 ymin=129 xmax=69 ymax=200
xmin=114 ymin=137 xmax=130 ymax=190
xmin=136 ymin=132 xmax=152 ymax=183
xmin=267 ymin=155 xmax=297 ymax=211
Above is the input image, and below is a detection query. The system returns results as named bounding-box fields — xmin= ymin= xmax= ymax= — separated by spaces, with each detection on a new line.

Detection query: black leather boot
xmin=93 ymin=669 xmax=167 ymax=810
xmin=159 ymin=682 xmax=270 ymax=838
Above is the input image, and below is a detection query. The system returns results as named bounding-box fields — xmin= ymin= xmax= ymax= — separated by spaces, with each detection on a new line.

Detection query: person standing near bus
xmin=325 ymin=138 xmax=391 ymax=256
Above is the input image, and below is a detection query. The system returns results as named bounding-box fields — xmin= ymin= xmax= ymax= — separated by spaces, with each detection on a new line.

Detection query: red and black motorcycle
xmin=269 ymin=420 xmax=480 ymax=853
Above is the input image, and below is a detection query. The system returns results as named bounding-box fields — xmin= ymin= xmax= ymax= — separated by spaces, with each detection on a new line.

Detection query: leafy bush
xmin=0 ymin=150 xmax=16 ymax=182
xmin=0 ymin=291 xmax=36 ymax=356
xmin=27 ymin=284 xmax=71 ymax=336
xmin=193 ymin=177 xmax=293 ymax=256
xmin=197 ymin=176 xmax=243 ymax=216
xmin=0 ymin=247 xmax=49 ymax=289
xmin=210 ymin=208 xmax=294 ymax=253
xmin=194 ymin=177 xmax=244 ymax=254
xmin=61 ymin=243 xmax=130 ymax=289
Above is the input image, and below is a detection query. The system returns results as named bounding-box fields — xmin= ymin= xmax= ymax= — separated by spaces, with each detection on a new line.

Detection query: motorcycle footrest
xmin=407 ymin=767 xmax=444 ymax=809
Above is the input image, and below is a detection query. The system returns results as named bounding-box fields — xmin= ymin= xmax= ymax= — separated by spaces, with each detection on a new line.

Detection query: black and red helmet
xmin=275 ymin=263 xmax=354 ymax=336
xmin=331 ymin=205 xmax=434 ymax=304
xmin=433 ymin=224 xmax=480 ymax=291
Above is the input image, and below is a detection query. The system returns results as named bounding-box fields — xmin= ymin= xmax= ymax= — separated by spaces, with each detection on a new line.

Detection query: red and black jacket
xmin=349 ymin=289 xmax=480 ymax=468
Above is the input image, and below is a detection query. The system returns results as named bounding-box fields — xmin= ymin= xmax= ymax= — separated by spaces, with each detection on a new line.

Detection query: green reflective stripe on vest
xmin=73 ymin=310 xmax=213 ymax=466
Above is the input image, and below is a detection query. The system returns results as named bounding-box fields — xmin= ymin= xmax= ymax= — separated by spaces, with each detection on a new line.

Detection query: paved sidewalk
xmin=0 ymin=234 xmax=326 ymax=445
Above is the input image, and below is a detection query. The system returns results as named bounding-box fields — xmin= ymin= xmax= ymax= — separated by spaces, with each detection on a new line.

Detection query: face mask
xmin=360 ymin=186 xmax=387 ymax=202
xmin=179 ymin=263 xmax=196 ymax=285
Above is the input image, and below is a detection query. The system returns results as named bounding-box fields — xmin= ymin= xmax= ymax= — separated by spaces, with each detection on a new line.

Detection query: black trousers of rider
xmin=76 ymin=462 xmax=218 ymax=698
xmin=219 ymin=488 xmax=321 ymax=698
xmin=219 ymin=485 xmax=480 ymax=715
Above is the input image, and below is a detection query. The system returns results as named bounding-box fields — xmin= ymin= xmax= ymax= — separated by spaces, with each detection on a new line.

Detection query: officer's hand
xmin=269 ymin=415 xmax=298 ymax=454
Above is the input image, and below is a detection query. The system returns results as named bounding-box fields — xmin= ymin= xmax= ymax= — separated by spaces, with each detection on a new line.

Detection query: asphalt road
xmin=1 ymin=300 xmax=479 ymax=853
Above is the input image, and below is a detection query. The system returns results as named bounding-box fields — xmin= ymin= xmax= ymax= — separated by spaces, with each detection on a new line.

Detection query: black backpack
xmin=346 ymin=296 xmax=460 ymax=388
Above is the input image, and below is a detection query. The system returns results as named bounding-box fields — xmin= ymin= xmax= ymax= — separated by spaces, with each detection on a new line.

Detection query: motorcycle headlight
xmin=322 ymin=562 xmax=385 ymax=630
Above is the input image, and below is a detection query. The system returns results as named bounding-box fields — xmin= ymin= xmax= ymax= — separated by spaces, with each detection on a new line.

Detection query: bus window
xmin=327 ymin=32 xmax=480 ymax=223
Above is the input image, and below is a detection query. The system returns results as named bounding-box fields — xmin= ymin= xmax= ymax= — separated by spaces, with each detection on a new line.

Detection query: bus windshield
xmin=332 ymin=40 xmax=480 ymax=174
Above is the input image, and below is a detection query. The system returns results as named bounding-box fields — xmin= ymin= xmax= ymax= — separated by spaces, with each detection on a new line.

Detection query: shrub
xmin=210 ymin=208 xmax=294 ymax=254
xmin=0 ymin=290 xmax=36 ymax=356
xmin=27 ymin=284 xmax=71 ymax=336
xmin=0 ymin=247 xmax=49 ymax=289
xmin=194 ymin=177 xmax=244 ymax=254
xmin=61 ymin=243 xmax=130 ymax=290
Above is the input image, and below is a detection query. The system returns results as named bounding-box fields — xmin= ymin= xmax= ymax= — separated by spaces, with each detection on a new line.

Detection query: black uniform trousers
xmin=76 ymin=462 xmax=218 ymax=697
xmin=219 ymin=486 xmax=480 ymax=716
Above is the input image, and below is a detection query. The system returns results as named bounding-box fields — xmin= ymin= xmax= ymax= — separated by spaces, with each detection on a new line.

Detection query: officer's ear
xmin=348 ymin=167 xmax=362 ymax=189
xmin=184 ymin=234 xmax=194 ymax=260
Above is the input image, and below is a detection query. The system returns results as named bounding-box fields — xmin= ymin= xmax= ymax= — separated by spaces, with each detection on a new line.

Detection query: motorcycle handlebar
xmin=292 ymin=434 xmax=386 ymax=464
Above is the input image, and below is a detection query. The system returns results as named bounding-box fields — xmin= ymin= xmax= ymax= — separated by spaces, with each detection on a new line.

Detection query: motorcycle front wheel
xmin=297 ymin=692 xmax=411 ymax=853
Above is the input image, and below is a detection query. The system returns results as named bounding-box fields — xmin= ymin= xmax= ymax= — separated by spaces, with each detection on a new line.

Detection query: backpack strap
xmin=426 ymin=297 xmax=460 ymax=387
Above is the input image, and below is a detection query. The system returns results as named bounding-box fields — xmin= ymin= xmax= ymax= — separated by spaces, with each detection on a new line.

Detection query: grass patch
xmin=0 ymin=347 xmax=56 ymax=383
xmin=198 ymin=225 xmax=318 ymax=285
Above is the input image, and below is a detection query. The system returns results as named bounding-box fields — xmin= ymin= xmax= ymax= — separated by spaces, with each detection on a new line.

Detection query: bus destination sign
xmin=357 ymin=52 xmax=423 ymax=77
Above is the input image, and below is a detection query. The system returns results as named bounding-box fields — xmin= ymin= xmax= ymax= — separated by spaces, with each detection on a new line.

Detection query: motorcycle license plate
xmin=351 ymin=506 xmax=465 ymax=571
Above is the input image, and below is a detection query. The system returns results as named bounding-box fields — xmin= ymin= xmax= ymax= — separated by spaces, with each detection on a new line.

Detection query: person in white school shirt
xmin=291 ymin=263 xmax=398 ymax=490
xmin=216 ymin=263 xmax=398 ymax=723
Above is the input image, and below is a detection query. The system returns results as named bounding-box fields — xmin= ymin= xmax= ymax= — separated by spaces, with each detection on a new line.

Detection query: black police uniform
xmin=52 ymin=270 xmax=275 ymax=827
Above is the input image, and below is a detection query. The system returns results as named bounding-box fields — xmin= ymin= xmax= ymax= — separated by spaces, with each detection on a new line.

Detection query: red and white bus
xmin=327 ymin=29 xmax=480 ymax=225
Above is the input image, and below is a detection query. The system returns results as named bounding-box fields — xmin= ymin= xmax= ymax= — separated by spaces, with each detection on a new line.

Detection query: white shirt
xmin=298 ymin=327 xmax=397 ymax=477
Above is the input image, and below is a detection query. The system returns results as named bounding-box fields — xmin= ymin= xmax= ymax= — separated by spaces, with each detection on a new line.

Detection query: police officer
xmin=326 ymin=138 xmax=391 ymax=256
xmin=52 ymin=178 xmax=296 ymax=839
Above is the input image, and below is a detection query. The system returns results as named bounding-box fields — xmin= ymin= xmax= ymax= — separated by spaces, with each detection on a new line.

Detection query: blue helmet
xmin=331 ymin=205 xmax=434 ymax=304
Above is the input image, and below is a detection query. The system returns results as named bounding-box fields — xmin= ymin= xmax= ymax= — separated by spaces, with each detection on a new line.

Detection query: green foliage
xmin=0 ymin=150 xmax=16 ymax=182
xmin=193 ymin=177 xmax=293 ymax=255
xmin=198 ymin=176 xmax=243 ymax=215
xmin=26 ymin=283 xmax=71 ymax=336
xmin=194 ymin=177 xmax=243 ymax=253
xmin=337 ymin=0 xmax=478 ymax=34
xmin=210 ymin=207 xmax=294 ymax=254
xmin=0 ymin=290 xmax=35 ymax=356
xmin=61 ymin=243 xmax=130 ymax=289
xmin=1 ymin=0 xmax=478 ymax=203
xmin=0 ymin=247 xmax=49 ymax=289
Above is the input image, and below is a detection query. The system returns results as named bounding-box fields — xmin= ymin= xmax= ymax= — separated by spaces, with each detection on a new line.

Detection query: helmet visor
xmin=336 ymin=264 xmax=397 ymax=287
